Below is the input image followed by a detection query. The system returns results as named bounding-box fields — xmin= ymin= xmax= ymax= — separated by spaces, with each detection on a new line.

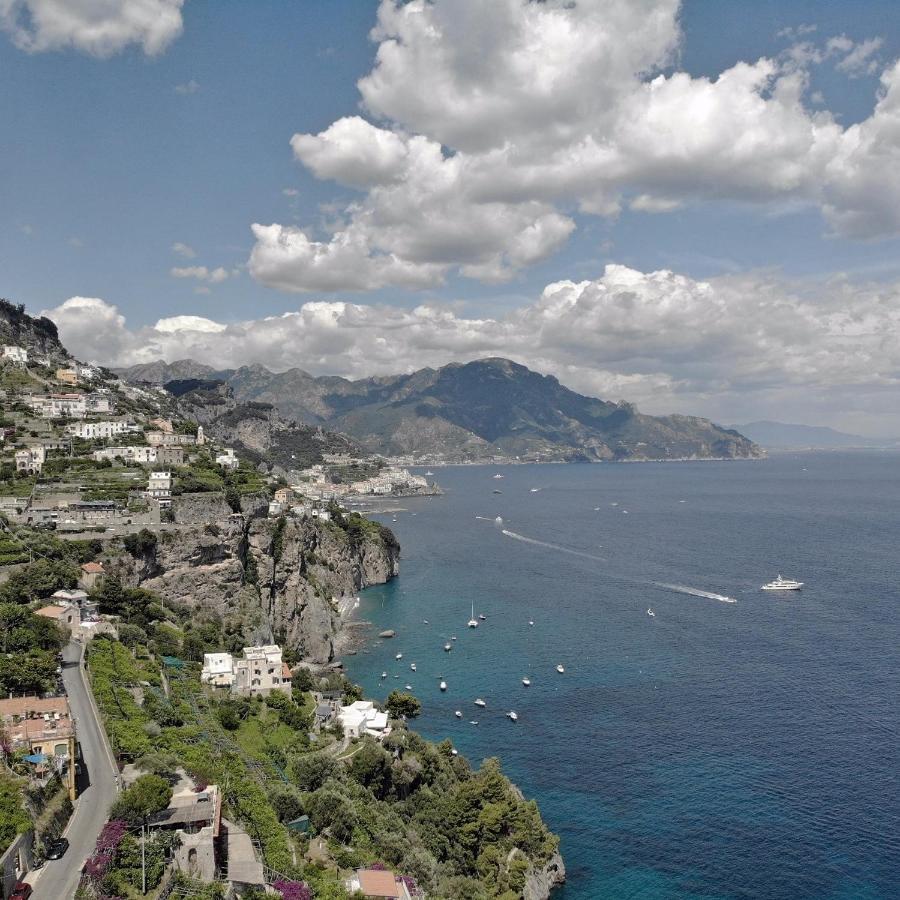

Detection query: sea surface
xmin=343 ymin=453 xmax=900 ymax=899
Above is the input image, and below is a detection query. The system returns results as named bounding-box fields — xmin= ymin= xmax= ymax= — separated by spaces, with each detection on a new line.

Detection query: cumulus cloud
xmin=0 ymin=0 xmax=184 ymax=57
xmin=171 ymin=241 xmax=196 ymax=259
xmin=249 ymin=0 xmax=900 ymax=292
xmin=170 ymin=265 xmax=236 ymax=284
xmin=43 ymin=265 xmax=900 ymax=435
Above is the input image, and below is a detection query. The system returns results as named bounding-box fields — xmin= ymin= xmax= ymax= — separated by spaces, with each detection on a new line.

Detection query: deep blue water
xmin=343 ymin=454 xmax=900 ymax=899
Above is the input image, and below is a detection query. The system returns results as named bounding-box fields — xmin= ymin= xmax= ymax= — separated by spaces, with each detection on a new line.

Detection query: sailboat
xmin=467 ymin=603 xmax=478 ymax=628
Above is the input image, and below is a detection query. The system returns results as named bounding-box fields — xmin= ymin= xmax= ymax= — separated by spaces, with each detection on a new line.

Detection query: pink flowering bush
xmin=273 ymin=879 xmax=312 ymax=900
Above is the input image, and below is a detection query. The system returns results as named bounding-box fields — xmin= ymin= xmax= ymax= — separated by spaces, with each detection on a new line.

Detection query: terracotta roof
xmin=357 ymin=870 xmax=401 ymax=898
xmin=80 ymin=562 xmax=104 ymax=573
xmin=35 ymin=604 xmax=69 ymax=619
xmin=282 ymin=663 xmax=292 ymax=679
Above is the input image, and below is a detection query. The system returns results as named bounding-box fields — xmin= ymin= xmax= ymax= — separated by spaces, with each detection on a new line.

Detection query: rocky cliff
xmin=112 ymin=500 xmax=399 ymax=663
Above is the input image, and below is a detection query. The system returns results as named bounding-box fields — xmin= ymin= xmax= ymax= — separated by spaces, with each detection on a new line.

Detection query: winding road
xmin=30 ymin=641 xmax=118 ymax=899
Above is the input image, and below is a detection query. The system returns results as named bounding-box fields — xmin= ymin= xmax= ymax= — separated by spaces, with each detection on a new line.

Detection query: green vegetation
xmin=110 ymin=773 xmax=172 ymax=825
xmin=0 ymin=774 xmax=30 ymax=857
xmin=0 ymin=603 xmax=66 ymax=695
xmin=385 ymin=690 xmax=421 ymax=719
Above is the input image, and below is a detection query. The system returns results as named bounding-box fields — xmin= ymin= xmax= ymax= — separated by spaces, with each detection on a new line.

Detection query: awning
xmin=24 ymin=753 xmax=47 ymax=764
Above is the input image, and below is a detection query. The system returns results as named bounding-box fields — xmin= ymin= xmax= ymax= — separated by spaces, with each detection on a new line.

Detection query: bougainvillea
xmin=272 ymin=880 xmax=312 ymax=900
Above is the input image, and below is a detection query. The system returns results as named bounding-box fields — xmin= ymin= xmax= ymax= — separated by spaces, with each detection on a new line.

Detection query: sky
xmin=2 ymin=0 xmax=900 ymax=436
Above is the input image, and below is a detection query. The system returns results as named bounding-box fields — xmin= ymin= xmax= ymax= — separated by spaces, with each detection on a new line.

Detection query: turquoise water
xmin=343 ymin=454 xmax=900 ymax=898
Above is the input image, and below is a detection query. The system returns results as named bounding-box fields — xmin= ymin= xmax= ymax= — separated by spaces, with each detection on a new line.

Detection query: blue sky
xmin=2 ymin=1 xmax=900 ymax=434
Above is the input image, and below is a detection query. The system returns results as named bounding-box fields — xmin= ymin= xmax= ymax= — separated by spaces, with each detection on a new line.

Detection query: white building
xmin=338 ymin=700 xmax=390 ymax=739
xmin=200 ymin=653 xmax=236 ymax=688
xmin=15 ymin=445 xmax=45 ymax=474
xmin=67 ymin=420 xmax=139 ymax=440
xmin=2 ymin=345 xmax=28 ymax=364
xmin=147 ymin=471 xmax=172 ymax=504
xmin=268 ymin=500 xmax=284 ymax=517
xmin=215 ymin=448 xmax=239 ymax=470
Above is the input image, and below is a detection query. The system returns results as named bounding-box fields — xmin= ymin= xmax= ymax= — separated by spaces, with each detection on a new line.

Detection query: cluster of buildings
xmin=24 ymin=392 xmax=112 ymax=418
xmin=93 ymin=445 xmax=184 ymax=466
xmin=0 ymin=696 xmax=77 ymax=801
xmin=337 ymin=700 xmax=390 ymax=740
xmin=200 ymin=645 xmax=292 ymax=697
xmin=290 ymin=464 xmax=430 ymax=503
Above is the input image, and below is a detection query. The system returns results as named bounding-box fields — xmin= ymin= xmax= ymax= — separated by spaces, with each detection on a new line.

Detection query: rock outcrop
xmin=112 ymin=509 xmax=399 ymax=663
xmin=523 ymin=851 xmax=566 ymax=900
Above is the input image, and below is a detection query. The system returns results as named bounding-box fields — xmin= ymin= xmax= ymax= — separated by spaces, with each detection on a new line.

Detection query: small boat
xmin=469 ymin=720 xmax=479 ymax=725
xmin=410 ymin=663 xmax=417 ymax=671
xmin=444 ymin=643 xmax=452 ymax=652
xmin=492 ymin=489 xmax=502 ymax=494
xmin=530 ymin=488 xmax=540 ymax=493
xmin=474 ymin=698 xmax=486 ymax=707
xmin=528 ymin=619 xmax=534 ymax=626
xmin=494 ymin=516 xmax=503 ymax=525
xmin=451 ymin=748 xmax=458 ymax=756
xmin=556 ymin=664 xmax=565 ymax=674
xmin=522 ymin=677 xmax=531 ymax=686
xmin=395 ymin=653 xmax=403 ymax=660
xmin=423 ymin=619 xmax=429 ymax=624
xmin=493 ymin=474 xmax=504 ymax=479
xmin=405 ymin=684 xmax=413 ymax=690
xmin=440 ymin=681 xmax=447 ymax=691
xmin=467 ymin=603 xmax=478 ymax=628
xmin=507 ymin=711 xmax=518 ymax=722
xmin=381 ymin=671 xmax=388 ymax=679
xmin=647 ymin=608 xmax=656 ymax=618
xmin=425 ymin=471 xmax=434 ymax=476
xmin=478 ymin=614 xmax=486 ymax=621
xmin=762 ymin=575 xmax=804 ymax=591
xmin=455 ymin=710 xmax=462 ymax=718
xmin=393 ymin=675 xmax=399 ymax=679
xmin=451 ymin=635 xmax=457 ymax=641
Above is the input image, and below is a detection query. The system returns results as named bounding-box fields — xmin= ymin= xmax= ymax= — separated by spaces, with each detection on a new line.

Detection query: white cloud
xmin=43 ymin=265 xmax=900 ymax=435
xmin=171 ymin=241 xmax=196 ymax=259
xmin=835 ymin=37 xmax=883 ymax=77
xmin=248 ymin=0 xmax=900 ymax=292
xmin=174 ymin=78 xmax=199 ymax=94
xmin=170 ymin=265 xmax=235 ymax=284
xmin=0 ymin=0 xmax=184 ymax=57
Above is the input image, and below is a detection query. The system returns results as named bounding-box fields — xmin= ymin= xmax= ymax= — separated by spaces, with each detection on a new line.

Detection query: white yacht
xmin=493 ymin=473 xmax=504 ymax=479
xmin=474 ymin=698 xmax=486 ymax=707
xmin=530 ymin=488 xmax=540 ymax=493
xmin=762 ymin=575 xmax=804 ymax=591
xmin=440 ymin=681 xmax=447 ymax=691
xmin=455 ymin=710 xmax=462 ymax=718
xmin=467 ymin=603 xmax=478 ymax=628
xmin=381 ymin=671 xmax=388 ymax=679
xmin=478 ymin=613 xmax=487 ymax=621
xmin=410 ymin=663 xmax=417 ymax=671
xmin=451 ymin=748 xmax=458 ymax=756
xmin=556 ymin=664 xmax=565 ymax=674
xmin=647 ymin=608 xmax=656 ymax=617
xmin=425 ymin=471 xmax=434 ymax=476
xmin=528 ymin=619 xmax=534 ymax=626
xmin=507 ymin=711 xmax=518 ymax=722
xmin=522 ymin=677 xmax=531 ymax=687
xmin=405 ymin=684 xmax=413 ymax=690
xmin=395 ymin=652 xmax=403 ymax=660
xmin=444 ymin=643 xmax=452 ymax=652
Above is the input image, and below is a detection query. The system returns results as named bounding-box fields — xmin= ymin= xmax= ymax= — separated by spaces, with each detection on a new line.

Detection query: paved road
xmin=31 ymin=641 xmax=118 ymax=900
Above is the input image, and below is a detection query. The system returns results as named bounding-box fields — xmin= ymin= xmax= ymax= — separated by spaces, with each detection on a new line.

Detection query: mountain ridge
xmin=116 ymin=356 xmax=763 ymax=462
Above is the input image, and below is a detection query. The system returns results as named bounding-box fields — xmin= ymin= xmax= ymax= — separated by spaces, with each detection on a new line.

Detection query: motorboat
xmin=451 ymin=635 xmax=457 ymax=641
xmin=493 ymin=474 xmax=504 ymax=479
xmin=478 ymin=614 xmax=486 ymax=621
xmin=467 ymin=603 xmax=478 ymax=628
xmin=423 ymin=619 xmax=429 ymax=624
xmin=405 ymin=684 xmax=413 ymax=690
xmin=762 ymin=575 xmax=804 ymax=591
xmin=425 ymin=471 xmax=434 ymax=476
xmin=556 ymin=664 xmax=565 ymax=674
xmin=410 ymin=663 xmax=417 ymax=671
xmin=507 ymin=711 xmax=518 ymax=722
xmin=395 ymin=652 xmax=403 ymax=660
xmin=381 ymin=672 xmax=388 ymax=679
xmin=440 ymin=681 xmax=447 ymax=691
xmin=528 ymin=619 xmax=534 ymax=626
xmin=451 ymin=748 xmax=458 ymax=756
xmin=474 ymin=698 xmax=486 ymax=707
xmin=522 ymin=677 xmax=531 ymax=686
xmin=647 ymin=608 xmax=656 ymax=617
xmin=530 ymin=488 xmax=540 ymax=493
xmin=493 ymin=489 xmax=503 ymax=494
xmin=455 ymin=710 xmax=462 ymax=718
xmin=444 ymin=643 xmax=452 ymax=652
xmin=469 ymin=720 xmax=479 ymax=725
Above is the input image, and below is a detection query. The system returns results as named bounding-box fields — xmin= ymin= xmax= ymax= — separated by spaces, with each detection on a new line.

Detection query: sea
xmin=342 ymin=453 xmax=900 ymax=899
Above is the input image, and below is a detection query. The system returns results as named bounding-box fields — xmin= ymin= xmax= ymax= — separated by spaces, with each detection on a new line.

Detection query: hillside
xmin=118 ymin=357 xmax=762 ymax=462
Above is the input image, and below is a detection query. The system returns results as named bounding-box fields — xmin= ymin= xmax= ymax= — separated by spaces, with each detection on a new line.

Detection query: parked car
xmin=9 ymin=883 xmax=32 ymax=900
xmin=45 ymin=837 xmax=69 ymax=859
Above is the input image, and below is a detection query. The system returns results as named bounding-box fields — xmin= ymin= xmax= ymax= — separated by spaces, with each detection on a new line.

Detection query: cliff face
xmin=113 ymin=503 xmax=399 ymax=663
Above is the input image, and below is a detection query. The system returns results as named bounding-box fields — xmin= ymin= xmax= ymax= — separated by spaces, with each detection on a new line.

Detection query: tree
xmin=349 ymin=741 xmax=392 ymax=799
xmin=386 ymin=691 xmax=421 ymax=719
xmin=288 ymin=753 xmax=339 ymax=792
xmin=110 ymin=774 xmax=172 ymax=825
xmin=292 ymin=668 xmax=315 ymax=693
xmin=267 ymin=784 xmax=304 ymax=823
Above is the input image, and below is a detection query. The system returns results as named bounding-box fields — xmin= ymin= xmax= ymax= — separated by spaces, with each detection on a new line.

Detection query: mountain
xmin=118 ymin=356 xmax=762 ymax=462
xmin=0 ymin=297 xmax=69 ymax=360
xmin=734 ymin=420 xmax=897 ymax=450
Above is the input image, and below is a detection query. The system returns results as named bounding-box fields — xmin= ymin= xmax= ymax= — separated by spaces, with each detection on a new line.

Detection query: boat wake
xmin=652 ymin=583 xmax=736 ymax=603
xmin=498 ymin=526 xmax=735 ymax=604
xmin=501 ymin=529 xmax=607 ymax=563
